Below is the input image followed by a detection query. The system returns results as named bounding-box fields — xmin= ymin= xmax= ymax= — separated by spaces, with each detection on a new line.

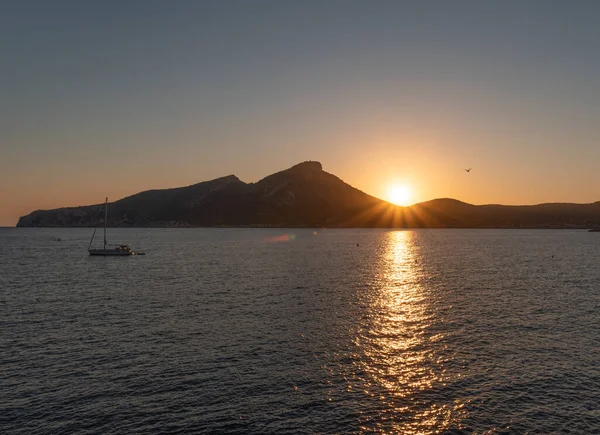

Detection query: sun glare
xmin=388 ymin=184 xmax=412 ymax=206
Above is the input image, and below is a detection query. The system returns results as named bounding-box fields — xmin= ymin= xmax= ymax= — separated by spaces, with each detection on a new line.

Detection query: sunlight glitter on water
xmin=355 ymin=231 xmax=467 ymax=433
xmin=3 ymin=228 xmax=598 ymax=434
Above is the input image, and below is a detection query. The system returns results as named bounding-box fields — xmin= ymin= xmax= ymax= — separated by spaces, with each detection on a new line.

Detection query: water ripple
xmin=1 ymin=228 xmax=599 ymax=433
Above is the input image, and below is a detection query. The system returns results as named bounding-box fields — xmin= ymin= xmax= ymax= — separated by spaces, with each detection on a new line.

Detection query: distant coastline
xmin=17 ymin=161 xmax=600 ymax=230
xmin=12 ymin=224 xmax=600 ymax=230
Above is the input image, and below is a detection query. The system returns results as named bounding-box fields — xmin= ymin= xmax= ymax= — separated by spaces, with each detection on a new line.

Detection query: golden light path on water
xmin=352 ymin=231 xmax=467 ymax=433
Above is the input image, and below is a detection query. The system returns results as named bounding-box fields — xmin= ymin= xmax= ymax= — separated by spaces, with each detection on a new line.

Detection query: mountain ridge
xmin=16 ymin=161 xmax=600 ymax=229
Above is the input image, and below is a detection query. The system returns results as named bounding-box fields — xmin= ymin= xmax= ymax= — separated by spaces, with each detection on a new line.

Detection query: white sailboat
xmin=88 ymin=197 xmax=136 ymax=256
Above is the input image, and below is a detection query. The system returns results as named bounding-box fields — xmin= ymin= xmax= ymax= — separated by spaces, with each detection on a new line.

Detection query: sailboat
xmin=88 ymin=197 xmax=136 ymax=256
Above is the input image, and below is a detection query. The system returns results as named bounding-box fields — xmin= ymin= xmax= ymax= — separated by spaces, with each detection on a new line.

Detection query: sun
xmin=387 ymin=184 xmax=412 ymax=206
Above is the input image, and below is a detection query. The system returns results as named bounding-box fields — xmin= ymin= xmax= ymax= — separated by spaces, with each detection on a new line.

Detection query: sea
xmin=1 ymin=228 xmax=599 ymax=434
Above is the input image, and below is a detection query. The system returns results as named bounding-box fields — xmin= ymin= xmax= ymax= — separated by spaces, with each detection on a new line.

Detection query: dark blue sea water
xmin=1 ymin=228 xmax=599 ymax=434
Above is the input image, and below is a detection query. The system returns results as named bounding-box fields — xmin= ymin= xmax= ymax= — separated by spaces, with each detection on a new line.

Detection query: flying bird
xmin=464 ymin=168 xmax=472 ymax=172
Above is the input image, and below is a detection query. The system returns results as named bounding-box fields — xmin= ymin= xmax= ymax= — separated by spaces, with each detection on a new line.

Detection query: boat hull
xmin=88 ymin=249 xmax=134 ymax=256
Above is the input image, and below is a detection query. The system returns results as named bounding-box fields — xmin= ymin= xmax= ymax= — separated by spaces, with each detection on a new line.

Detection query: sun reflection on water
xmin=352 ymin=230 xmax=467 ymax=433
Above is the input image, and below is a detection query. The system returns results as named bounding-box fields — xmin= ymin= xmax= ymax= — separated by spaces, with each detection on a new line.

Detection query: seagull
xmin=464 ymin=168 xmax=472 ymax=172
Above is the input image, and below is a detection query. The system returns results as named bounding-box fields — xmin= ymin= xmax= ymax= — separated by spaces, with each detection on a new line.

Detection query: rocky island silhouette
xmin=17 ymin=161 xmax=600 ymax=229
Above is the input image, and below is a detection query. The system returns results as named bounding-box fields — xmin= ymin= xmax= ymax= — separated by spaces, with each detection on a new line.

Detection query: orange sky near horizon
xmin=2 ymin=145 xmax=599 ymax=227
xmin=2 ymin=100 xmax=600 ymax=226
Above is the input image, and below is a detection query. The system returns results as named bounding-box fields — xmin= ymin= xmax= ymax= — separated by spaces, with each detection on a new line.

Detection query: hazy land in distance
xmin=16 ymin=161 xmax=600 ymax=229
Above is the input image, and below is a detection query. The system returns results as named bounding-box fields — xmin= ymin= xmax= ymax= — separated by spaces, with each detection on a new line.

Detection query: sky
xmin=2 ymin=0 xmax=600 ymax=225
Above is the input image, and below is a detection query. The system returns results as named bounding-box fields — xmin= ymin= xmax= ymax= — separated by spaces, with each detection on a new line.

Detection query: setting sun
xmin=387 ymin=184 xmax=412 ymax=206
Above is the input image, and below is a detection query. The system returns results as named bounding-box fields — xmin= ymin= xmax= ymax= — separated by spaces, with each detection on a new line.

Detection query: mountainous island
xmin=17 ymin=161 xmax=600 ymax=229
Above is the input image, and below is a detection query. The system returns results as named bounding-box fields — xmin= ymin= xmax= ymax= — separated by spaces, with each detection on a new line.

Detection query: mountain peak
xmin=288 ymin=161 xmax=323 ymax=172
xmin=217 ymin=174 xmax=241 ymax=182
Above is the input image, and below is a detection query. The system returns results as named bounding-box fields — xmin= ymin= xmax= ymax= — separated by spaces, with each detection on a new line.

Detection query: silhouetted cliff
xmin=16 ymin=161 xmax=600 ymax=228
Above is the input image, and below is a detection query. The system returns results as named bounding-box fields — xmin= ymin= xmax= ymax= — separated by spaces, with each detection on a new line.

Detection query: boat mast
xmin=104 ymin=197 xmax=108 ymax=250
